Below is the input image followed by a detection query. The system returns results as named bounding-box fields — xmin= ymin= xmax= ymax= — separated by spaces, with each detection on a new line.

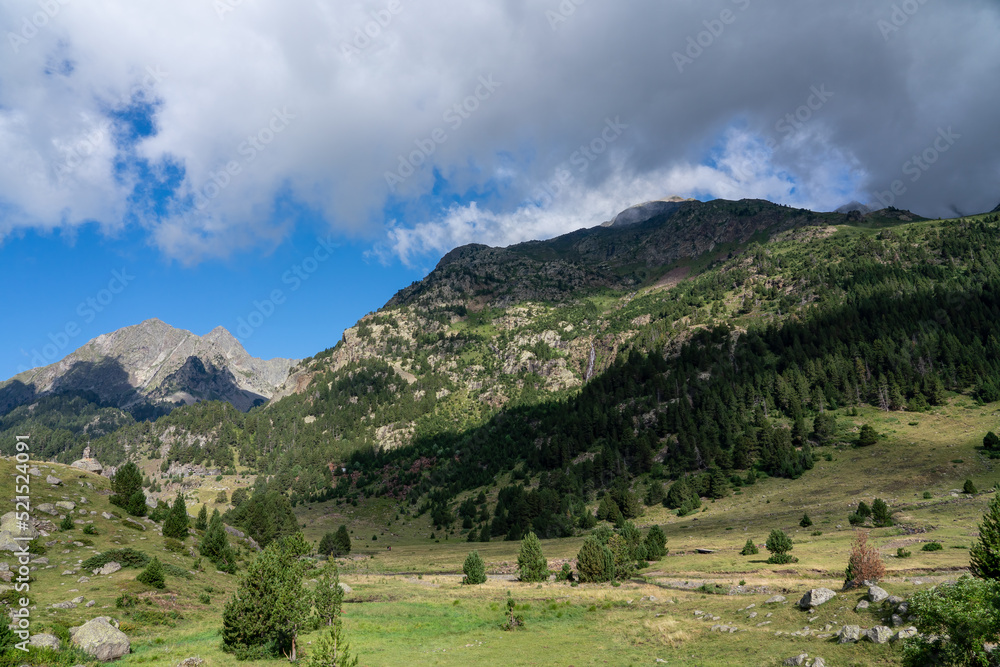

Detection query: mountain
xmin=993 ymin=201 xmax=1000 ymax=213
xmin=601 ymin=196 xmax=698 ymax=228
xmin=1 ymin=318 xmax=296 ymax=415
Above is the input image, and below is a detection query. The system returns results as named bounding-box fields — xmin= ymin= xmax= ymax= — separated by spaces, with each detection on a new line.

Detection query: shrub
xmin=897 ymin=547 xmax=912 ymax=559
xmin=216 ymin=490 xmax=229 ymax=504
xmin=115 ymin=592 xmax=139 ymax=608
xmin=765 ymin=529 xmax=795 ymax=564
xmin=872 ymin=498 xmax=894 ymax=527
xmin=137 ymin=557 xmax=166 ymax=589
xmin=83 ymin=524 xmax=98 ymax=535
xmin=313 ymin=562 xmax=344 ymax=628
xmin=576 ymin=536 xmax=615 ymax=583
xmin=983 ymin=431 xmax=1000 ymax=451
xmin=740 ymin=538 xmax=759 ymax=556
xmin=901 ymin=576 xmax=1000 ymax=667
xmin=922 ymin=542 xmax=944 ymax=552
xmin=963 ymin=479 xmax=978 ymax=495
xmin=858 ymin=424 xmax=879 ymax=447
xmin=923 ymin=491 xmax=933 ymax=499
xmin=555 ymin=563 xmax=573 ymax=582
xmin=607 ymin=534 xmax=636 ymax=580
xmin=844 ymin=530 xmax=885 ymax=588
xmin=82 ymin=548 xmax=150 ymax=570
xmin=970 ymin=492 xmax=1000 ymax=580
xmin=462 ymin=551 xmax=487 ymax=585
xmin=848 ymin=513 xmax=865 ymax=526
xmin=856 ymin=501 xmax=872 ymax=518
xmin=517 ymin=532 xmax=548 ymax=582
xmin=500 ymin=592 xmax=525 ymax=631
xmin=164 ymin=538 xmax=186 ymax=553
xmin=799 ymin=513 xmax=813 ymax=528
xmin=306 ymin=620 xmax=359 ymax=667
xmin=199 ymin=592 xmax=211 ymax=604
xmin=59 ymin=514 xmax=74 ymax=531
xmin=644 ymin=525 xmax=668 ymax=560
xmin=162 ymin=493 xmax=190 ymax=539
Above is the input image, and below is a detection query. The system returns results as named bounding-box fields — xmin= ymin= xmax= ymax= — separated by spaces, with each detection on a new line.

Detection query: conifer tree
xmin=333 ymin=525 xmax=352 ymax=556
xmin=644 ymin=525 xmax=667 ymax=560
xmin=596 ymin=494 xmax=622 ymax=523
xmin=799 ymin=513 xmax=813 ymax=528
xmin=137 ymin=557 xmax=165 ymax=589
xmin=111 ymin=461 xmax=144 ymax=511
xmin=970 ymin=492 xmax=1000 ymax=580
xmin=765 ymin=529 xmax=795 ymax=564
xmin=195 ymin=504 xmax=208 ymax=531
xmin=313 ymin=562 xmax=344 ymax=627
xmin=517 ymin=532 xmax=548 ymax=582
xmin=462 ymin=550 xmax=487 ymax=585
xmin=163 ymin=493 xmax=190 ymax=539
xmin=871 ymin=498 xmax=893 ymax=527
xmin=306 ymin=620 xmax=358 ymax=667
xmin=200 ymin=509 xmax=237 ymax=573
xmin=740 ymin=538 xmax=759 ymax=556
xmin=576 ymin=536 xmax=614 ymax=583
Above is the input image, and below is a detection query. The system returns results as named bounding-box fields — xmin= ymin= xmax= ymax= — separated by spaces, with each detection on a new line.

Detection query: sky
xmin=2 ymin=0 xmax=999 ymax=379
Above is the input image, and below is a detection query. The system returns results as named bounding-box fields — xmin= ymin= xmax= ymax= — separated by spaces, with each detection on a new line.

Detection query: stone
xmin=94 ymin=561 xmax=121 ymax=576
xmin=338 ymin=582 xmax=352 ymax=594
xmin=897 ymin=602 xmax=909 ymax=615
xmin=87 ymin=600 xmax=96 ymax=607
xmin=70 ymin=616 xmax=130 ymax=661
xmin=838 ymin=625 xmax=862 ymax=644
xmin=868 ymin=585 xmax=889 ymax=603
xmin=102 ymin=512 xmax=114 ymax=520
xmin=811 ymin=658 xmax=826 ymax=667
xmin=867 ymin=626 xmax=893 ymax=644
xmin=123 ymin=518 xmax=146 ymax=531
xmin=72 ymin=595 xmax=85 ymax=604
xmin=71 ymin=457 xmax=103 ymax=475
xmin=37 ymin=503 xmax=59 ymax=515
xmin=0 ymin=510 xmax=40 ymax=551
xmin=783 ymin=654 xmax=808 ymax=666
xmin=32 ymin=556 xmax=48 ymax=565
xmin=47 ymin=475 xmax=63 ymax=485
xmin=799 ymin=588 xmax=837 ymax=609
xmin=55 ymin=501 xmax=76 ymax=511
xmin=77 ymin=576 xmax=90 ymax=583
xmin=887 ymin=595 xmax=905 ymax=606
xmin=892 ymin=614 xmax=904 ymax=627
xmin=855 ymin=600 xmax=870 ymax=611
xmin=894 ymin=627 xmax=919 ymax=642
xmin=29 ymin=633 xmax=61 ymax=650
xmin=28 ymin=467 xmax=40 ymax=476
xmin=52 ymin=601 xmax=77 ymax=609
xmin=177 ymin=659 xmax=205 ymax=667
xmin=765 ymin=595 xmax=786 ymax=604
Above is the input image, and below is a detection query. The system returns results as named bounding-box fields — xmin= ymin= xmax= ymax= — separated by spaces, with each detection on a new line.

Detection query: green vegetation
xmin=137 ymin=557 xmax=166 ymax=589
xmin=462 ymin=550 xmax=487 ymax=585
xmin=517 ymin=532 xmax=548 ymax=582
xmin=163 ymin=492 xmax=190 ymax=539
xmin=970 ymin=492 xmax=1000 ymax=579
xmin=740 ymin=538 xmax=759 ymax=556
xmin=901 ymin=576 xmax=1000 ymax=667
xmin=765 ymin=529 xmax=795 ymax=564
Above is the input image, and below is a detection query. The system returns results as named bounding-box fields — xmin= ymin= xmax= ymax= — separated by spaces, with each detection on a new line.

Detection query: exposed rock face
xmin=70 ymin=617 xmax=130 ymax=661
xmin=798 ymin=588 xmax=836 ymax=609
xmin=1 ymin=318 xmax=297 ymax=416
xmin=603 ymin=196 xmax=694 ymax=228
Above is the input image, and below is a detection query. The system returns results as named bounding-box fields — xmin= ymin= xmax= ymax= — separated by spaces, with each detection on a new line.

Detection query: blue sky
xmin=2 ymin=1 xmax=999 ymax=381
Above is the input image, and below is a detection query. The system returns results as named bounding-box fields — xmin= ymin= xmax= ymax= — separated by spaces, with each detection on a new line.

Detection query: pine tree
xmin=517 ymin=532 xmax=548 ymax=582
xmin=313 ymin=562 xmax=344 ymax=627
xmin=707 ymin=466 xmax=729 ymax=499
xmin=871 ymin=498 xmax=893 ymax=527
xmin=111 ymin=461 xmax=144 ymax=510
xmin=306 ymin=620 xmax=358 ymax=667
xmin=799 ymin=513 xmax=813 ymax=528
xmin=964 ymin=479 xmax=978 ymax=495
xmin=644 ymin=525 xmax=667 ymax=560
xmin=856 ymin=501 xmax=872 ymax=518
xmin=319 ymin=532 xmax=337 ymax=556
xmin=596 ymin=494 xmax=622 ymax=523
xmin=740 ymin=538 xmax=759 ymax=556
xmin=333 ymin=525 xmax=352 ymax=556
xmin=576 ymin=536 xmax=614 ymax=583
xmin=984 ymin=431 xmax=1000 ymax=451
xmin=765 ymin=529 xmax=795 ymax=564
xmin=462 ymin=550 xmax=487 ymax=585
xmin=200 ymin=509 xmax=237 ymax=573
xmin=163 ymin=493 xmax=190 ymax=539
xmin=137 ymin=557 xmax=165 ymax=589
xmin=126 ymin=488 xmax=148 ymax=517
xmin=195 ymin=504 xmax=208 ymax=531
xmin=858 ymin=424 xmax=879 ymax=447
xmin=970 ymin=492 xmax=1000 ymax=580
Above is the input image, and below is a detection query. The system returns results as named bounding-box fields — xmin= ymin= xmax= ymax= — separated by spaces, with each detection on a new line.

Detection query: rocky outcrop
xmin=70 ymin=617 xmax=130 ymax=661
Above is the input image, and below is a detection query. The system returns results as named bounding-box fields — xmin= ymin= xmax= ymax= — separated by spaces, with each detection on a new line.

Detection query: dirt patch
xmin=653 ymin=266 xmax=692 ymax=290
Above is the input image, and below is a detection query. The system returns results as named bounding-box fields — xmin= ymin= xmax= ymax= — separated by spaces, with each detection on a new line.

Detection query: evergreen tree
xmin=644 ymin=525 xmax=667 ymax=560
xmin=607 ymin=533 xmax=636 ymax=579
xmin=765 ymin=529 xmax=795 ymax=564
xmin=163 ymin=493 xmax=190 ymax=539
xmin=222 ymin=533 xmax=310 ymax=659
xmin=964 ymin=479 xmax=978 ymax=495
xmin=871 ymin=498 xmax=893 ymax=527
xmin=137 ymin=556 xmax=165 ymax=589
xmin=596 ymin=494 xmax=622 ymax=523
xmin=799 ymin=513 xmax=813 ymax=528
xmin=110 ymin=461 xmax=144 ymax=511
xmin=126 ymin=488 xmax=148 ymax=517
xmin=644 ymin=481 xmax=665 ymax=507
xmin=740 ymin=538 xmax=759 ymax=556
xmin=313 ymin=562 xmax=344 ymax=626
xmin=462 ymin=550 xmax=487 ymax=585
xmin=858 ymin=424 xmax=879 ymax=447
xmin=811 ymin=413 xmax=836 ymax=444
xmin=856 ymin=501 xmax=872 ymax=518
xmin=517 ymin=532 xmax=548 ymax=582
xmin=333 ymin=525 xmax=352 ymax=556
xmin=984 ymin=431 xmax=1000 ymax=451
xmin=319 ymin=532 xmax=337 ymax=556
xmin=195 ymin=504 xmax=208 ymax=531
xmin=306 ymin=620 xmax=359 ymax=667
xmin=59 ymin=514 xmax=74 ymax=530
xmin=576 ymin=536 xmax=614 ymax=583
xmin=970 ymin=492 xmax=1000 ymax=580
xmin=707 ymin=466 xmax=729 ymax=499
xmin=200 ymin=509 xmax=237 ymax=573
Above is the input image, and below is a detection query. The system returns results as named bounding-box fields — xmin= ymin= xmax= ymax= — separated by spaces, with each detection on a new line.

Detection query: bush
xmin=856 ymin=501 xmax=872 ymax=518
xmin=765 ymin=529 xmax=793 ymax=559
xmin=901 ymin=576 xmax=1000 ymax=667
xmin=115 ymin=592 xmax=139 ymax=608
xmin=970 ymin=492 xmax=1000 ymax=580
xmin=82 ymin=524 xmax=98 ymax=535
xmin=872 ymin=498 xmax=893 ymax=527
xmin=799 ymin=513 xmax=813 ymax=528
xmin=923 ymin=491 xmax=933 ymax=499
xmin=500 ymin=593 xmax=525 ymax=631
xmin=858 ymin=424 xmax=879 ymax=447
xmin=897 ymin=547 xmax=912 ymax=559
xmin=576 ymin=536 xmax=615 ymax=583
xmin=137 ymin=557 xmax=166 ymax=589
xmin=306 ymin=620 xmax=359 ymax=667
xmin=848 ymin=513 xmax=865 ymax=526
xmin=517 ymin=532 xmax=548 ymax=582
xmin=922 ymin=542 xmax=944 ymax=552
xmin=82 ymin=548 xmax=150 ymax=570
xmin=983 ymin=431 xmax=1000 ymax=451
xmin=164 ymin=538 xmax=186 ymax=553
xmin=555 ymin=563 xmax=573 ymax=582
xmin=844 ymin=530 xmax=885 ymax=588
xmin=740 ymin=538 xmax=759 ymax=556
xmin=199 ymin=592 xmax=211 ymax=604
xmin=644 ymin=525 xmax=667 ymax=560
xmin=963 ymin=479 xmax=978 ymax=495
xmin=59 ymin=514 xmax=74 ymax=531
xmin=462 ymin=551 xmax=486 ymax=585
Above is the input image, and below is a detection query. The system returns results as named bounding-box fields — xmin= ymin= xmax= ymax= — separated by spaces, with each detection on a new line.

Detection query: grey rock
xmin=70 ymin=616 xmax=130 ymax=661
xmin=29 ymin=633 xmax=61 ymax=650
xmin=894 ymin=626 xmax=919 ymax=642
xmin=123 ymin=518 xmax=146 ymax=531
xmin=765 ymin=595 xmax=787 ymax=604
xmin=55 ymin=501 xmax=76 ymax=511
xmin=71 ymin=595 xmax=85 ymax=604
xmin=811 ymin=658 xmax=826 ymax=667
xmin=838 ymin=625 xmax=862 ymax=644
xmin=37 ymin=503 xmax=59 ymax=515
xmin=868 ymin=585 xmax=889 ymax=603
xmin=52 ymin=601 xmax=77 ymax=609
xmin=94 ymin=561 xmax=121 ymax=576
xmin=338 ymin=582 xmax=352 ymax=594
xmin=892 ymin=614 xmax=904 ymax=627
xmin=177 ymin=658 xmax=205 ymax=667
xmin=855 ymin=599 xmax=870 ymax=611
xmin=47 ymin=475 xmax=62 ymax=485
xmin=86 ymin=600 xmax=96 ymax=607
xmin=867 ymin=625 xmax=893 ymax=644
xmin=799 ymin=588 xmax=837 ymax=609
xmin=783 ymin=654 xmax=808 ymax=666
xmin=887 ymin=595 xmax=905 ymax=606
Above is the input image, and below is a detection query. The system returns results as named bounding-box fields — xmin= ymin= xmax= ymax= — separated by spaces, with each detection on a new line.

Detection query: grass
xmin=4 ymin=396 xmax=999 ymax=666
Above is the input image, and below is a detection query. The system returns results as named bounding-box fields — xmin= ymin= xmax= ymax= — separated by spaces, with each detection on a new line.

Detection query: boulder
xmin=867 ymin=626 xmax=893 ymax=644
xmin=812 ymin=658 xmax=826 ymax=667
xmin=894 ymin=627 xmax=919 ymax=642
xmin=55 ymin=501 xmax=76 ymax=511
xmin=868 ymin=585 xmax=889 ymax=603
xmin=28 ymin=633 xmax=61 ymax=650
xmin=887 ymin=595 xmax=905 ymax=606
xmin=799 ymin=588 xmax=836 ymax=609
xmin=0 ymin=510 xmax=39 ymax=552
xmin=765 ymin=595 xmax=786 ymax=604
xmin=855 ymin=600 xmax=870 ymax=611
xmin=837 ymin=625 xmax=862 ymax=644
xmin=338 ymin=582 xmax=353 ymax=594
xmin=70 ymin=617 xmax=130 ymax=661
xmin=46 ymin=475 xmax=63 ymax=485
xmin=102 ymin=512 xmax=114 ymax=520
xmin=177 ymin=659 xmax=205 ymax=667
xmin=123 ymin=518 xmax=146 ymax=531
xmin=37 ymin=503 xmax=59 ymax=515
xmin=892 ymin=614 xmax=904 ymax=627
xmin=95 ymin=561 xmax=121 ymax=576
xmin=783 ymin=654 xmax=809 ymax=666
xmin=71 ymin=458 xmax=104 ymax=475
